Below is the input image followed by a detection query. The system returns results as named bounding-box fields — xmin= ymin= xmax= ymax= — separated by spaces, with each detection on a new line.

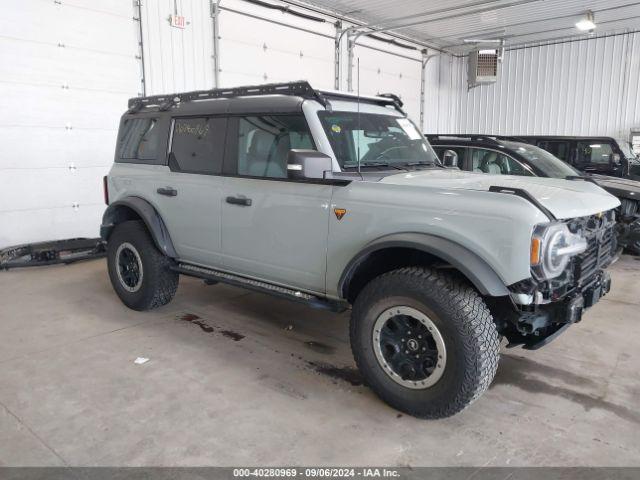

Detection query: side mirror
xmin=287 ymin=149 xmax=333 ymax=180
xmin=442 ymin=149 xmax=459 ymax=168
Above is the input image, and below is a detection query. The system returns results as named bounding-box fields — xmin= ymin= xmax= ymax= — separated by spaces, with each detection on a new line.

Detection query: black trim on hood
xmin=489 ymin=186 xmax=557 ymax=221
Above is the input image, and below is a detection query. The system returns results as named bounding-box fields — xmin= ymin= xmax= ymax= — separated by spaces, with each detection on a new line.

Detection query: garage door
xmin=0 ymin=0 xmax=140 ymax=248
xmin=219 ymin=4 xmax=336 ymax=89
xmin=353 ymin=39 xmax=423 ymax=123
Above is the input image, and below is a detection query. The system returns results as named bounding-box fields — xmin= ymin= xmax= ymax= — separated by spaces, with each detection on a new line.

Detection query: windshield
xmin=501 ymin=141 xmax=580 ymax=178
xmin=318 ymin=111 xmax=439 ymax=169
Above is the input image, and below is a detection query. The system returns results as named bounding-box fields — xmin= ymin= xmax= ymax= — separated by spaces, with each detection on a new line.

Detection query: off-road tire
xmin=107 ymin=220 xmax=178 ymax=311
xmin=350 ymin=267 xmax=500 ymax=419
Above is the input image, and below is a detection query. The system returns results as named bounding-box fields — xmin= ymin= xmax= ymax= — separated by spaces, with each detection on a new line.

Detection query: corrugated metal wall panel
xmin=422 ymin=54 xmax=465 ymax=134
xmin=457 ymin=31 xmax=640 ymax=138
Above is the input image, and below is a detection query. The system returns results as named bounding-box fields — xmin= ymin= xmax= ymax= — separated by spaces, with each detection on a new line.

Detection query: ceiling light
xmin=576 ymin=11 xmax=596 ymax=31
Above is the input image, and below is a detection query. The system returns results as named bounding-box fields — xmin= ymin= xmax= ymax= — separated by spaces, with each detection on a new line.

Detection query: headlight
xmin=530 ymin=223 xmax=587 ymax=280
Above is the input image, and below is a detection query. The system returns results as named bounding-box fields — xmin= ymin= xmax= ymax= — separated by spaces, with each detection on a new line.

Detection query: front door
xmin=218 ymin=115 xmax=332 ymax=294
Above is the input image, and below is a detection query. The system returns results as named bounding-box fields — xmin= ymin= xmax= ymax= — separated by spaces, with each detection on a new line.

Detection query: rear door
xmin=218 ymin=114 xmax=333 ymax=294
xmin=153 ymin=116 xmax=228 ymax=266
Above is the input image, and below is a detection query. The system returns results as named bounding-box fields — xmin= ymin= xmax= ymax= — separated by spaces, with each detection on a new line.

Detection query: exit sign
xmin=170 ymin=14 xmax=186 ymax=28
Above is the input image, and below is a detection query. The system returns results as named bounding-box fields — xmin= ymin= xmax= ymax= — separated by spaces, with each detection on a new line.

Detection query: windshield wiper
xmin=365 ymin=161 xmax=408 ymax=171
xmin=344 ymin=161 xmax=407 ymax=171
xmin=404 ymin=161 xmax=434 ymax=167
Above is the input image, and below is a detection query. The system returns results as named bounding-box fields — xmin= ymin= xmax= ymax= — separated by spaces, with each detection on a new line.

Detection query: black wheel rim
xmin=373 ymin=306 xmax=446 ymax=389
xmin=115 ymin=242 xmax=143 ymax=292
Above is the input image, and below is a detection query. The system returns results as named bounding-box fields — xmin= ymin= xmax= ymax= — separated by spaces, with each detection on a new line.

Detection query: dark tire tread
xmin=350 ymin=266 xmax=500 ymax=419
xmin=107 ymin=220 xmax=178 ymax=311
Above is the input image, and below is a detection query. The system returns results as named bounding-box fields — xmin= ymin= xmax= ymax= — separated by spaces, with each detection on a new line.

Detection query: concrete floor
xmin=0 ymin=255 xmax=639 ymax=467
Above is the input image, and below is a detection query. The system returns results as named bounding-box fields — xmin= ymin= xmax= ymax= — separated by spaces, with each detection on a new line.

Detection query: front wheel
xmin=107 ymin=220 xmax=178 ymax=311
xmin=350 ymin=267 xmax=500 ymax=419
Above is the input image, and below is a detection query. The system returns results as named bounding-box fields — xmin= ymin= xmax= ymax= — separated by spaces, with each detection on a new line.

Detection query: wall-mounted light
xmin=576 ymin=11 xmax=596 ymax=31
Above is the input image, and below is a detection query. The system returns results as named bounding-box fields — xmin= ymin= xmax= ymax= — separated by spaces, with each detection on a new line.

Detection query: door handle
xmin=157 ymin=187 xmax=178 ymax=197
xmin=226 ymin=195 xmax=252 ymax=206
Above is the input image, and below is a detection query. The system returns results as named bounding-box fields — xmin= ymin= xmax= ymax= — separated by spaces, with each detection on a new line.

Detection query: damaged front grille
xmin=568 ymin=210 xmax=617 ymax=288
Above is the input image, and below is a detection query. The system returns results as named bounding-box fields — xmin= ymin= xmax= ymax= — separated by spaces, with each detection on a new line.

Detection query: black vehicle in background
xmin=503 ymin=135 xmax=640 ymax=181
xmin=428 ymin=135 xmax=640 ymax=254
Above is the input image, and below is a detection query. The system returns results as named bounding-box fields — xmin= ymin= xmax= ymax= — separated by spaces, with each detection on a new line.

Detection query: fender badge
xmin=334 ymin=208 xmax=347 ymax=220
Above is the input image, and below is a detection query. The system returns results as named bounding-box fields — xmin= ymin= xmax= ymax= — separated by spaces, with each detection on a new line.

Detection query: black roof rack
xmin=127 ymin=80 xmax=331 ymax=113
xmin=378 ymin=93 xmax=404 ymax=111
xmin=426 ymin=134 xmax=503 ymax=145
xmin=127 ymin=80 xmax=405 ymax=115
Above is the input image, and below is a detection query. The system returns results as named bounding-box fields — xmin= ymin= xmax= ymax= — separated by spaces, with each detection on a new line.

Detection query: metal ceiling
xmin=293 ymin=0 xmax=640 ymax=53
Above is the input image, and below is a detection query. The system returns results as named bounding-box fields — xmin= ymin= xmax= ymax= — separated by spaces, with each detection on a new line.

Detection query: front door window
xmin=470 ymin=149 xmax=534 ymax=176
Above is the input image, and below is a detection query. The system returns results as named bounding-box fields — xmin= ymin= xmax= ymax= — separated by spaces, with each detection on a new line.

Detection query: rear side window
xmin=170 ymin=117 xmax=227 ymax=174
xmin=118 ymin=118 xmax=159 ymax=161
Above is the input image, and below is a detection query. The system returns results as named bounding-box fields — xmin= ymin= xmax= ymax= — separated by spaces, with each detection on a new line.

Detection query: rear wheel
xmin=350 ymin=267 xmax=500 ymax=419
xmin=107 ymin=220 xmax=178 ymax=311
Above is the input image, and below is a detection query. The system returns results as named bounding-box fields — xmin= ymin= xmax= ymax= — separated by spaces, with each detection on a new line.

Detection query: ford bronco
xmin=101 ymin=81 xmax=620 ymax=418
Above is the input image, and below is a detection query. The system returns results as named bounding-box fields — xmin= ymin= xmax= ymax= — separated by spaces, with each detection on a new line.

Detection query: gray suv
xmin=101 ymin=81 xmax=620 ymax=418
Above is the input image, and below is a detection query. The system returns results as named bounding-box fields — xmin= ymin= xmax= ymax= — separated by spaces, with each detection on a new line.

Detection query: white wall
xmin=0 ymin=0 xmax=454 ymax=249
xmin=139 ymin=0 xmax=452 ymax=127
xmin=0 ymin=0 xmax=140 ymax=248
xmin=456 ymin=31 xmax=640 ymax=138
xmin=6 ymin=1 xmax=636 ymax=249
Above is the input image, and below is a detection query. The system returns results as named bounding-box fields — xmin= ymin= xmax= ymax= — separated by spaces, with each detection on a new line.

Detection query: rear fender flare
xmin=100 ymin=197 xmax=177 ymax=258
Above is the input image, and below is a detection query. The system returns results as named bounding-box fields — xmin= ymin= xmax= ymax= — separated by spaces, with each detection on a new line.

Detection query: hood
xmin=589 ymin=174 xmax=640 ymax=200
xmin=379 ymin=169 xmax=620 ymax=220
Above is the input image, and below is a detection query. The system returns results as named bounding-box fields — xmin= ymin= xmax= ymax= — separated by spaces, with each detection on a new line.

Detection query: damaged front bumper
xmin=505 ymin=270 xmax=612 ymax=350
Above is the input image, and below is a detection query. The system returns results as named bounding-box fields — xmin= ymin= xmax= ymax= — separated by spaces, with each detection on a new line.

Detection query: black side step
xmin=172 ymin=263 xmax=347 ymax=313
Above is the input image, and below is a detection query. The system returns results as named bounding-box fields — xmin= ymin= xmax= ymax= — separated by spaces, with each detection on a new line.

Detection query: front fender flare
xmin=338 ymin=233 xmax=510 ymax=298
xmin=100 ymin=197 xmax=177 ymax=258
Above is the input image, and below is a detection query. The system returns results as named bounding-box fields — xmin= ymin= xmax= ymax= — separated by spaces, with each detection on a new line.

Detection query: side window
xmin=471 ymin=148 xmax=534 ymax=176
xmin=236 ymin=115 xmax=314 ymax=179
xmin=118 ymin=117 xmax=159 ymax=161
xmin=576 ymin=141 xmax=614 ymax=165
xmin=538 ymin=141 xmax=569 ymax=161
xmin=432 ymin=146 xmax=467 ymax=167
xmin=170 ymin=117 xmax=226 ymax=174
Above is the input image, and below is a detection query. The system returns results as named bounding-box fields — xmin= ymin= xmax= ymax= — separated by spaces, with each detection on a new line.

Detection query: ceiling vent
xmin=468 ymin=49 xmax=499 ymax=87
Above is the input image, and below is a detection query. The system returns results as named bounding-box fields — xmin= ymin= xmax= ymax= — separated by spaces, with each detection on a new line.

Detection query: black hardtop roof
xmin=498 ymin=135 xmax=620 ymax=142
xmin=426 ymin=134 xmax=509 ymax=147
xmin=127 ymin=80 xmax=405 ymax=115
xmin=427 ymin=134 xmax=621 ymax=143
